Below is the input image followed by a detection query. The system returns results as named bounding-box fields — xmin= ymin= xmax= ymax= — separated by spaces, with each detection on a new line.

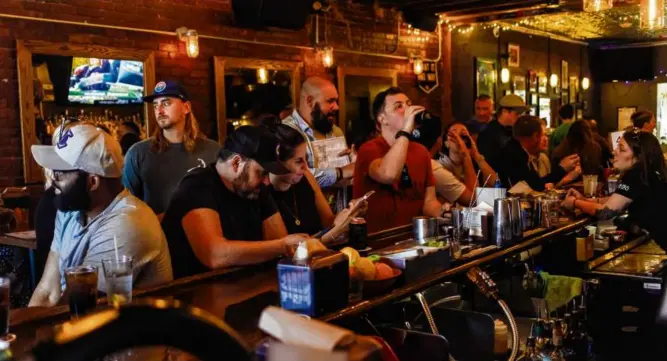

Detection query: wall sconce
xmin=176 ymin=27 xmax=199 ymax=58
xmin=500 ymin=67 xmax=510 ymax=84
xmin=550 ymin=73 xmax=559 ymax=88
xmin=582 ymin=77 xmax=590 ymax=90
xmin=257 ymin=67 xmax=269 ymax=84
xmin=640 ymin=0 xmax=665 ymax=30
xmin=317 ymin=46 xmax=334 ymax=68
xmin=413 ymin=57 xmax=424 ymax=75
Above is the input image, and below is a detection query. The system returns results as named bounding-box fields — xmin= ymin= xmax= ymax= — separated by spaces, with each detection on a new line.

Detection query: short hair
xmin=631 ymin=110 xmax=654 ymax=129
xmin=559 ymin=104 xmax=575 ymax=120
xmin=476 ymin=94 xmax=492 ymax=102
xmin=513 ymin=115 xmax=543 ymax=138
xmin=372 ymin=87 xmax=405 ymax=121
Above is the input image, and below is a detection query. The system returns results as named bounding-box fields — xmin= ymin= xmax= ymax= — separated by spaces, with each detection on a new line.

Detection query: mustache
xmin=157 ymin=115 xmax=169 ymax=121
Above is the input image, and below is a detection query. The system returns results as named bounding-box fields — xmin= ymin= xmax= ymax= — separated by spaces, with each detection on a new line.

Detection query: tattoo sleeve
xmin=595 ymin=206 xmax=622 ymax=220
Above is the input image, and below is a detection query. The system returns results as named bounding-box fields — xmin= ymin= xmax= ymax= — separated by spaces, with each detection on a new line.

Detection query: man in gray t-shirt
xmin=29 ymin=123 xmax=173 ymax=307
xmin=123 ymin=80 xmax=220 ymax=216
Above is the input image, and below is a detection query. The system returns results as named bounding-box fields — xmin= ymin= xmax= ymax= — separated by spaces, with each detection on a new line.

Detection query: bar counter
xmin=8 ymin=217 xmax=593 ymax=355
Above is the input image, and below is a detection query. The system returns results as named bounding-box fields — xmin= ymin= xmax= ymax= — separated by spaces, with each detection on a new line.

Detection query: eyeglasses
xmin=52 ymin=170 xmax=79 ymax=182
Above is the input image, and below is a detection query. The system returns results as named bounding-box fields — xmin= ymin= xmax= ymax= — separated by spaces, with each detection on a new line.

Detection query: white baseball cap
xmin=31 ymin=123 xmax=124 ymax=178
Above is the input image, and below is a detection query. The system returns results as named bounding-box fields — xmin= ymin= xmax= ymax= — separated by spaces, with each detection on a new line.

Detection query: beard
xmin=54 ymin=173 xmax=91 ymax=212
xmin=311 ymin=102 xmax=336 ymax=135
xmin=157 ymin=116 xmax=176 ymax=130
xmin=232 ymin=167 xmax=261 ymax=200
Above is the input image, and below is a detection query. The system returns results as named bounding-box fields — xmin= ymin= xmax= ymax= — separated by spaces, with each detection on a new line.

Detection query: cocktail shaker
xmin=493 ymin=198 xmax=513 ymax=247
xmin=507 ymin=197 xmax=523 ymax=239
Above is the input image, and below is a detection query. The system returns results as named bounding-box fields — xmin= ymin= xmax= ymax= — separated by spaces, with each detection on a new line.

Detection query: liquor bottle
xmin=518 ymin=337 xmax=542 ymax=361
xmin=550 ymin=320 xmax=566 ymax=361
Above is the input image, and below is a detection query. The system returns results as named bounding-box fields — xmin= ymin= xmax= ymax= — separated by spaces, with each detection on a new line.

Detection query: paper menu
xmin=258 ymin=306 xmax=355 ymax=352
xmin=311 ymin=137 xmax=350 ymax=169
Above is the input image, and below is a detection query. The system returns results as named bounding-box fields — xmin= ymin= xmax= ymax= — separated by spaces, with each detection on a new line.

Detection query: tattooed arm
xmin=564 ymin=193 xmax=632 ymax=220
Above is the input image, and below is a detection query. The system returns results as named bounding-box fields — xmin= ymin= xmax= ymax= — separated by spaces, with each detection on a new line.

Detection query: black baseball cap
xmin=143 ymin=80 xmax=189 ymax=102
xmin=224 ymin=126 xmax=290 ymax=175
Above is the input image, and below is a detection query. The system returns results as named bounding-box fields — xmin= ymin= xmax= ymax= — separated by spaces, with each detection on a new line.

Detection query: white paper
xmin=311 ymin=137 xmax=350 ymax=169
xmin=474 ymin=201 xmax=494 ymax=213
xmin=259 ymin=306 xmax=355 ymax=352
xmin=475 ymin=187 xmax=506 ymax=207
xmin=508 ymin=181 xmax=534 ymax=195
xmin=268 ymin=342 xmax=346 ymax=361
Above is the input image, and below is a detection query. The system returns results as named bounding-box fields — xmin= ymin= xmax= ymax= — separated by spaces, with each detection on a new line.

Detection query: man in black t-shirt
xmin=161 ymin=126 xmax=307 ymax=279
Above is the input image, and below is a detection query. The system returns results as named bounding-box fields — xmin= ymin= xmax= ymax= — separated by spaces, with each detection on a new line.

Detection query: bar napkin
xmin=258 ymin=306 xmax=355 ymax=352
xmin=508 ymin=181 xmax=534 ymax=195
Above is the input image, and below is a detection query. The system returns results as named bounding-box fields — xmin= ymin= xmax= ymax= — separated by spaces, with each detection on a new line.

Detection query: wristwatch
xmin=395 ymin=130 xmax=411 ymax=140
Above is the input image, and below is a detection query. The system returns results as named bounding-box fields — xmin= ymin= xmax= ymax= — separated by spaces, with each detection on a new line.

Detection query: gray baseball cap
xmin=498 ymin=94 xmax=529 ymax=113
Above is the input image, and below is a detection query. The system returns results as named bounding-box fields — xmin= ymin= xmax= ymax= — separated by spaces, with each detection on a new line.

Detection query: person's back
xmin=549 ymin=104 xmax=575 ymax=153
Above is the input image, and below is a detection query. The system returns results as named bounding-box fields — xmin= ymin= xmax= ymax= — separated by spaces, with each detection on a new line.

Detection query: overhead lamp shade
xmin=582 ymin=77 xmax=590 ymax=90
xmin=500 ymin=68 xmax=510 ymax=84
xmin=550 ymin=73 xmax=559 ymax=88
xmin=583 ymin=0 xmax=613 ymax=12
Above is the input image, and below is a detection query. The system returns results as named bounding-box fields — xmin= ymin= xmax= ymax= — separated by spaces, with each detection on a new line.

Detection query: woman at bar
xmin=268 ymin=123 xmax=366 ymax=244
xmin=562 ymin=129 xmax=667 ymax=249
xmin=552 ymin=120 xmax=612 ymax=178
xmin=432 ymin=122 xmax=498 ymax=205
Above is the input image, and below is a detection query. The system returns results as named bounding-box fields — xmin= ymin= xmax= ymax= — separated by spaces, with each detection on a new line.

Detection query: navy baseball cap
xmin=224 ymin=126 xmax=290 ymax=175
xmin=143 ymin=80 xmax=189 ymax=102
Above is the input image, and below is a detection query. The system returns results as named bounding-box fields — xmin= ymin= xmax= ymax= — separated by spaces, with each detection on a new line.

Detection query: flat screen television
xmin=68 ymin=57 xmax=144 ymax=105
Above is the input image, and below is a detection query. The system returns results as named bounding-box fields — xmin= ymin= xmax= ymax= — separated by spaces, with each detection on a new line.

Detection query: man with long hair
xmin=123 ymin=80 xmax=221 ymax=218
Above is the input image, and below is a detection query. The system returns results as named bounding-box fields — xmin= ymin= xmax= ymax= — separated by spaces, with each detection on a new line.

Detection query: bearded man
xmin=282 ymin=76 xmax=355 ymax=188
xmin=161 ymin=126 xmax=308 ymax=279
xmin=29 ymin=123 xmax=173 ymax=307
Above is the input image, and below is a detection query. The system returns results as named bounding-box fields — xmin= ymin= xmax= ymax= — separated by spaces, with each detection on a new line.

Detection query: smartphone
xmin=349 ymin=191 xmax=375 ymax=214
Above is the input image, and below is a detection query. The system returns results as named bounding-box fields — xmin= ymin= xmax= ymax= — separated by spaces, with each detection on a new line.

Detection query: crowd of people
xmin=23 ymin=75 xmax=667 ymax=309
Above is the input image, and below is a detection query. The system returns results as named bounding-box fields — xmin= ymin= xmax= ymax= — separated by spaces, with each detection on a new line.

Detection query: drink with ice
xmin=102 ymin=256 xmax=133 ymax=307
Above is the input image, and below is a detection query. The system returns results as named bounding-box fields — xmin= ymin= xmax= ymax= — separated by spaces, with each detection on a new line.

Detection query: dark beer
xmin=349 ymin=217 xmax=368 ymax=250
xmin=65 ymin=265 xmax=98 ymax=318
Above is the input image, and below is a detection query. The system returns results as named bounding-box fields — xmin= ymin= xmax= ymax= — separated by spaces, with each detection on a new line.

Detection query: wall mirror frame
xmin=336 ymin=66 xmax=398 ymax=134
xmin=16 ymin=39 xmax=156 ymax=183
xmin=213 ymin=56 xmax=303 ymax=142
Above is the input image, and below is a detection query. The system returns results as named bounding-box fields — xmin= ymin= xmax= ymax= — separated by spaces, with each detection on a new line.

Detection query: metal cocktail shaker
xmin=507 ymin=197 xmax=523 ymax=239
xmin=493 ymin=198 xmax=513 ymax=247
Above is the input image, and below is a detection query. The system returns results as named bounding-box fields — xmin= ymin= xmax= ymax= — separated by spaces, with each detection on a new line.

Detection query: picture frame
xmin=474 ymin=57 xmax=497 ymax=103
xmin=561 ymin=90 xmax=569 ymax=105
xmin=539 ymin=97 xmax=552 ymax=127
xmin=617 ymin=106 xmax=637 ymax=130
xmin=513 ymin=74 xmax=526 ymax=102
xmin=528 ymin=70 xmax=537 ymax=92
xmin=531 ymin=93 xmax=538 ymax=105
xmin=569 ymin=76 xmax=579 ymax=103
xmin=538 ymin=72 xmax=548 ymax=94
xmin=561 ymin=60 xmax=569 ymax=89
xmin=508 ymin=43 xmax=520 ymax=68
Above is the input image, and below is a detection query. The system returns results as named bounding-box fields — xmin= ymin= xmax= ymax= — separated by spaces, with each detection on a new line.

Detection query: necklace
xmin=280 ymin=188 xmax=301 ymax=226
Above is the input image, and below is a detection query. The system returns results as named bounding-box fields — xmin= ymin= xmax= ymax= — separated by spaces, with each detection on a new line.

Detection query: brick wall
xmin=0 ymin=0 xmax=442 ymax=185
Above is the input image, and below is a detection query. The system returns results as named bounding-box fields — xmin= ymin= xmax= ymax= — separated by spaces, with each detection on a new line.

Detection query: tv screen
xmin=68 ymin=57 xmax=144 ymax=105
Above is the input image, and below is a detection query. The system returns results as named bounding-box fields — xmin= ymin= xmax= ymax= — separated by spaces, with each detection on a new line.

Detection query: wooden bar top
xmin=8 ymin=218 xmax=593 ymax=355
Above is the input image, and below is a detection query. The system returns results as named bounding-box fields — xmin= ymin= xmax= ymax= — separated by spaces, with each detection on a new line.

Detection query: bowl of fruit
xmin=341 ymin=247 xmax=402 ymax=298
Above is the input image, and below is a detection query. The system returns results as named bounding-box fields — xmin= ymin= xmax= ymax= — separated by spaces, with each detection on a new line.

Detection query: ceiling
xmin=379 ymin=0 xmax=667 ymax=47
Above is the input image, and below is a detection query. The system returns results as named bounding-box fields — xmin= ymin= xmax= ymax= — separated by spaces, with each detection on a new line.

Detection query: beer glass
xmin=65 ymin=265 xmax=99 ymax=318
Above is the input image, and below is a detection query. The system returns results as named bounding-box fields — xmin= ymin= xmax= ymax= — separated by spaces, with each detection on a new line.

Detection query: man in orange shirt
xmin=353 ymin=87 xmax=444 ymax=233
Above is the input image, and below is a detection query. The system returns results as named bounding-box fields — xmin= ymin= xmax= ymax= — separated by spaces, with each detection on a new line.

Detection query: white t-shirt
xmin=431 ymin=159 xmax=466 ymax=203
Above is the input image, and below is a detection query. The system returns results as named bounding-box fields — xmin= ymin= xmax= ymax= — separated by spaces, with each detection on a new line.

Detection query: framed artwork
xmin=569 ymin=76 xmax=579 ymax=103
xmin=561 ymin=90 xmax=569 ymax=105
xmin=513 ymin=75 xmax=526 ymax=101
xmin=618 ymin=106 xmax=637 ymax=130
xmin=475 ymin=57 xmax=497 ymax=103
xmin=531 ymin=93 xmax=538 ymax=105
xmin=538 ymin=72 xmax=548 ymax=94
xmin=508 ymin=43 xmax=520 ymax=68
xmin=539 ymin=97 xmax=552 ymax=127
xmin=561 ymin=60 xmax=569 ymax=89
xmin=417 ymin=60 xmax=439 ymax=93
xmin=504 ymin=89 xmax=513 ymax=96
xmin=528 ymin=70 xmax=537 ymax=92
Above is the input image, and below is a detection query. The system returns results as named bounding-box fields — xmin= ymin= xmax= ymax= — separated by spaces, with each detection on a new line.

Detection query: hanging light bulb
xmin=501 ymin=67 xmax=510 ymax=84
xmin=176 ymin=27 xmax=200 ymax=58
xmin=582 ymin=77 xmax=590 ymax=90
xmin=413 ymin=57 xmax=424 ymax=75
xmin=321 ymin=46 xmax=334 ymax=68
xmin=550 ymin=73 xmax=559 ymax=88
xmin=583 ymin=0 xmax=613 ymax=12
xmin=640 ymin=0 xmax=665 ymax=30
xmin=257 ymin=67 xmax=269 ymax=84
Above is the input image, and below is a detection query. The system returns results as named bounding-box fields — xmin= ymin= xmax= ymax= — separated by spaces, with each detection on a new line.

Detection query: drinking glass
xmin=0 ymin=278 xmax=15 ymax=343
xmin=583 ymin=174 xmax=598 ymax=198
xmin=102 ymin=256 xmax=134 ymax=308
xmin=65 ymin=265 xmax=99 ymax=318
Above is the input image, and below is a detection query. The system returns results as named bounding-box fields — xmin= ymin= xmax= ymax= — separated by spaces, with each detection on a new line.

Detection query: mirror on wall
xmin=336 ymin=67 xmax=398 ymax=144
xmin=17 ymin=40 xmax=155 ymax=183
xmin=214 ymin=57 xmax=302 ymax=142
